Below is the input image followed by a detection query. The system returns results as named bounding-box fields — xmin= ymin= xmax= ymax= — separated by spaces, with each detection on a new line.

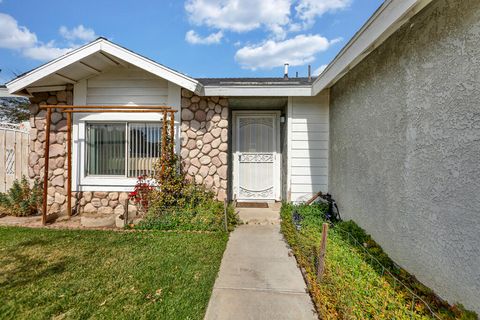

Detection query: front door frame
xmin=232 ymin=110 xmax=281 ymax=202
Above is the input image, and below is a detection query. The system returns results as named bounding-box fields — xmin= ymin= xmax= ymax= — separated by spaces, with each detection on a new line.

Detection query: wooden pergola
xmin=39 ymin=105 xmax=177 ymax=225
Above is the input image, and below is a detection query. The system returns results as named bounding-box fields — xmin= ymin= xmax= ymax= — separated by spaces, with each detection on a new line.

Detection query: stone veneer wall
xmin=28 ymin=88 xmax=73 ymax=218
xmin=180 ymin=89 xmax=228 ymax=200
xmin=28 ymin=89 xmax=135 ymax=220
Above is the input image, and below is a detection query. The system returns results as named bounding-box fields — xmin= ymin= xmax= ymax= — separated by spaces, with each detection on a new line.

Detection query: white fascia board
xmin=312 ymin=0 xmax=433 ymax=95
xmin=203 ymin=85 xmax=312 ymax=97
xmin=0 ymin=87 xmax=27 ymax=98
xmin=6 ymin=38 xmax=204 ymax=95
xmin=6 ymin=39 xmax=104 ymax=94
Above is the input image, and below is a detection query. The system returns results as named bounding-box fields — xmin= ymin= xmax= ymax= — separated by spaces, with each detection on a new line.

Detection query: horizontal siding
xmin=86 ymin=66 xmax=169 ymax=106
xmin=290 ymin=94 xmax=329 ymax=202
xmin=291 ymin=175 xmax=328 ymax=185
xmin=291 ymin=166 xmax=328 ymax=176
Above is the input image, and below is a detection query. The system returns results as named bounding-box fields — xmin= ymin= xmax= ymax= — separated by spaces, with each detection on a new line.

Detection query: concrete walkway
xmin=204 ymin=206 xmax=316 ymax=320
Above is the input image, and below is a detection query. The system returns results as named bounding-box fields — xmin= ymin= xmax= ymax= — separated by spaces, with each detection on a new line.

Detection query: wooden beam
xmin=26 ymin=85 xmax=67 ymax=94
xmin=61 ymin=110 xmax=177 ymax=113
xmin=42 ymin=108 xmax=52 ymax=225
xmin=97 ymin=52 xmax=119 ymax=67
xmin=67 ymin=110 xmax=72 ymax=217
xmin=54 ymin=73 xmax=77 ymax=84
xmin=99 ymin=52 xmax=128 ymax=67
xmin=40 ymin=105 xmax=173 ymax=109
xmin=78 ymin=61 xmax=102 ymax=74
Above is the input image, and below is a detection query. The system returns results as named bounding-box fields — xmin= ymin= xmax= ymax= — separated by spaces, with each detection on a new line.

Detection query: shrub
xmin=0 ymin=176 xmax=42 ymax=217
xmin=128 ymin=175 xmax=155 ymax=213
xmin=134 ymin=125 xmax=239 ymax=232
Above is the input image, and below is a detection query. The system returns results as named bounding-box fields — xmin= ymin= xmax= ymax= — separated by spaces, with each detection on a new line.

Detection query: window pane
xmin=128 ymin=123 xmax=162 ymax=178
xmin=86 ymin=123 xmax=126 ymax=176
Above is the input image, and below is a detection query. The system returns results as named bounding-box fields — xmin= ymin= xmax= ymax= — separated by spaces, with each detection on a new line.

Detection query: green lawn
xmin=0 ymin=227 xmax=228 ymax=320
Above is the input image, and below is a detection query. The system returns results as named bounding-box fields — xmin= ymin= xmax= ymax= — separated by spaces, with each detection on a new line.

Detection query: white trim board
xmin=6 ymin=0 xmax=432 ymax=98
xmin=203 ymin=85 xmax=312 ymax=97
xmin=311 ymin=0 xmax=433 ymax=95
xmin=6 ymin=38 xmax=202 ymax=95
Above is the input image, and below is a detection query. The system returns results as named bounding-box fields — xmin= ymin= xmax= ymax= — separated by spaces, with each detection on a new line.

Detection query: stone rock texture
xmin=28 ymin=88 xmax=73 ymax=218
xmin=180 ymin=89 xmax=228 ymax=200
xmin=28 ymin=88 xmax=135 ymax=220
xmin=74 ymin=191 xmax=136 ymax=217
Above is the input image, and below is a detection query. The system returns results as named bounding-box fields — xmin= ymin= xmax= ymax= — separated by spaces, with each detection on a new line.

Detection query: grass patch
xmin=281 ymin=203 xmax=476 ymax=320
xmin=0 ymin=227 xmax=228 ymax=320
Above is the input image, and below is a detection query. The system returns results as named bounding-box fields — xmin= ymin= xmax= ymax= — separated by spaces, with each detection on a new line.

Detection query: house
xmin=4 ymin=0 xmax=479 ymax=313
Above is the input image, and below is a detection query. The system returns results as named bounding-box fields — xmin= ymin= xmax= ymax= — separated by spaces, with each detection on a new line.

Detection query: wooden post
xmin=169 ymin=111 xmax=175 ymax=155
xmin=161 ymin=111 xmax=168 ymax=176
xmin=67 ymin=110 xmax=72 ymax=217
xmin=125 ymin=198 xmax=129 ymax=227
xmin=317 ymin=223 xmax=329 ymax=280
xmin=42 ymin=108 xmax=52 ymax=225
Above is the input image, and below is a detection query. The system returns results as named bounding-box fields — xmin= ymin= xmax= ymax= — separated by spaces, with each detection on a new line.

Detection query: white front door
xmin=233 ymin=112 xmax=280 ymax=201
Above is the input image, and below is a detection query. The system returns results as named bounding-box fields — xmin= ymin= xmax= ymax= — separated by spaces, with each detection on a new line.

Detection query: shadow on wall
xmin=290 ymin=93 xmax=329 ymax=203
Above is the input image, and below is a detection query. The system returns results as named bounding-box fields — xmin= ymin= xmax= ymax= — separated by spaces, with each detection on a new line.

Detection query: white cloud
xmin=185 ymin=30 xmax=223 ymax=45
xmin=185 ymin=0 xmax=291 ymax=39
xmin=0 ymin=13 xmax=97 ymax=61
xmin=184 ymin=0 xmax=353 ymax=41
xmin=59 ymin=25 xmax=97 ymax=42
xmin=0 ymin=13 xmax=37 ymax=49
xmin=314 ymin=64 xmax=328 ymax=75
xmin=22 ymin=41 xmax=76 ymax=61
xmin=296 ymin=0 xmax=351 ymax=27
xmin=235 ymin=34 xmax=340 ymax=70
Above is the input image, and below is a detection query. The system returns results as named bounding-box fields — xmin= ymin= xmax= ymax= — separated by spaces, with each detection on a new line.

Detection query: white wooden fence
xmin=0 ymin=122 xmax=30 ymax=193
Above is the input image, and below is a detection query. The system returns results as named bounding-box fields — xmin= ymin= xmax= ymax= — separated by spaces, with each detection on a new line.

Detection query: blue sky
xmin=0 ymin=0 xmax=383 ymax=83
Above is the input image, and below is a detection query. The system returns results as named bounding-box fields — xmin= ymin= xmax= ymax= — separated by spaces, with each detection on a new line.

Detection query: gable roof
xmin=6 ymin=38 xmax=202 ymax=95
xmin=6 ymin=0 xmax=432 ymax=98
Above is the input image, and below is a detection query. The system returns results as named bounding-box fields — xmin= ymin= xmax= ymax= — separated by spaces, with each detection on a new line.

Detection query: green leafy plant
xmin=133 ymin=122 xmax=239 ymax=232
xmin=0 ymin=176 xmax=42 ymax=217
xmin=280 ymin=203 xmax=477 ymax=320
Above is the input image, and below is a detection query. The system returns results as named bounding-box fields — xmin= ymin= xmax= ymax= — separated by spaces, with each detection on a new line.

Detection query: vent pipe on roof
xmin=308 ymin=65 xmax=312 ymax=82
xmin=284 ymin=63 xmax=289 ymax=80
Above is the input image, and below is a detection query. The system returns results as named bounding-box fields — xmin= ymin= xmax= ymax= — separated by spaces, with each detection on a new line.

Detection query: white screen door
xmin=233 ymin=112 xmax=280 ymax=201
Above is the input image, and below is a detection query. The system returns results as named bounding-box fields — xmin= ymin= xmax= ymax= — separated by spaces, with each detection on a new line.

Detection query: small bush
xmin=0 ymin=176 xmax=42 ymax=217
xmin=134 ymin=127 xmax=239 ymax=232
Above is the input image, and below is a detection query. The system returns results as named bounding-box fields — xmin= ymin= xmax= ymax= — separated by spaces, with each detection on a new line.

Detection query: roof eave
xmin=203 ymin=85 xmax=312 ymax=97
xmin=311 ymin=0 xmax=433 ymax=96
xmin=6 ymin=38 xmax=203 ymax=95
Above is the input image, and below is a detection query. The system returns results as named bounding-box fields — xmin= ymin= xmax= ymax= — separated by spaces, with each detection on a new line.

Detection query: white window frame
xmin=85 ymin=121 xmax=163 ymax=178
xmin=72 ymin=79 xmax=181 ymax=192
xmin=73 ymin=112 xmax=179 ymax=192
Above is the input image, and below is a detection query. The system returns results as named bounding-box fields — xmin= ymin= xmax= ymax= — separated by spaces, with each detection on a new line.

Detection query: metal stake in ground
xmin=223 ymin=199 xmax=228 ymax=232
xmin=317 ymin=222 xmax=329 ymax=281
